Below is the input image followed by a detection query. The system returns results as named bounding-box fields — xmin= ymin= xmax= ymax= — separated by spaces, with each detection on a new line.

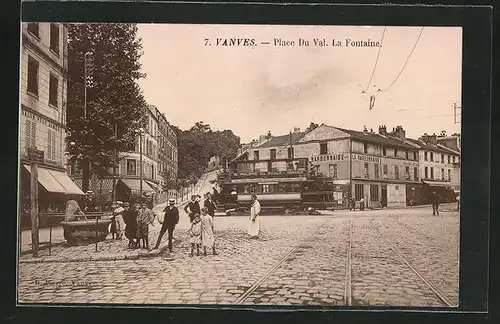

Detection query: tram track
xmin=369 ymin=218 xmax=454 ymax=307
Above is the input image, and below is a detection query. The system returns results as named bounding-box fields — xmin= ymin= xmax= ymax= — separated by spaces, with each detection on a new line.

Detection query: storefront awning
xmin=119 ymin=178 xmax=154 ymax=192
xmin=23 ymin=165 xmax=69 ymax=194
xmin=422 ymin=180 xmax=450 ymax=187
xmin=145 ymin=180 xmax=160 ymax=191
xmin=48 ymin=170 xmax=85 ymax=195
xmin=332 ymin=180 xmax=350 ymax=185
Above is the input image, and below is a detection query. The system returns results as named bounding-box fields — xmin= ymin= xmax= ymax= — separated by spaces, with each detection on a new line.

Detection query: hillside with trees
xmin=170 ymin=122 xmax=240 ymax=184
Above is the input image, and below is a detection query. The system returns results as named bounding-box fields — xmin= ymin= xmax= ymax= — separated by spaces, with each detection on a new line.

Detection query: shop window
xmin=27 ymin=23 xmax=39 ymax=38
xmin=374 ymin=164 xmax=379 ymax=178
xmin=395 ymin=166 xmax=399 ymax=180
xmin=320 ymin=143 xmax=328 ymax=155
xmin=329 ymin=164 xmax=338 ymax=179
xmin=370 ymin=185 xmax=379 ymax=201
xmin=27 ymin=56 xmax=39 ymax=96
xmin=50 ymin=23 xmax=60 ymax=54
xmin=270 ymin=149 xmax=276 ymax=160
xmin=355 ymin=184 xmax=364 ymax=201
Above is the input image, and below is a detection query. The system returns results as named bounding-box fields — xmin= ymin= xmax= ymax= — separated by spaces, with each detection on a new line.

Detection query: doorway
xmin=381 ymin=185 xmax=388 ymax=208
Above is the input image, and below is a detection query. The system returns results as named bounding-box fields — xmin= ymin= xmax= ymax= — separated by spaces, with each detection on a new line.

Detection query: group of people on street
xmin=106 ymin=191 xmax=262 ymax=254
xmin=184 ymin=193 xmax=218 ymax=256
xmin=110 ymin=201 xmax=156 ymax=250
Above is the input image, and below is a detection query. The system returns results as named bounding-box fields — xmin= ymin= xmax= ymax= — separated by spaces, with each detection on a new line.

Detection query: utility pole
xmin=139 ymin=131 xmax=143 ymax=200
xmin=453 ymin=102 xmax=462 ymax=124
xmin=28 ymin=148 xmax=43 ymax=258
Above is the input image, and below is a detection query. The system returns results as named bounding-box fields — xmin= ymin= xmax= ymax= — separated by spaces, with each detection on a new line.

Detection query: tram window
xmin=262 ymin=184 xmax=270 ymax=193
xmin=278 ymin=184 xmax=287 ymax=193
xmin=243 ymin=185 xmax=249 ymax=194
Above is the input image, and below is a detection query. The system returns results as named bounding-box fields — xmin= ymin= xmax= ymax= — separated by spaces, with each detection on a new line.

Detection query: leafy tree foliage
xmin=66 ymin=23 xmax=148 ymax=192
xmin=172 ymin=121 xmax=240 ymax=182
xmin=305 ymin=122 xmax=319 ymax=133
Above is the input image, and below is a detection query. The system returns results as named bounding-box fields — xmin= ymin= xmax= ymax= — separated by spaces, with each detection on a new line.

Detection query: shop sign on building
xmin=352 ymin=154 xmax=381 ymax=163
xmin=28 ymin=148 xmax=44 ymax=163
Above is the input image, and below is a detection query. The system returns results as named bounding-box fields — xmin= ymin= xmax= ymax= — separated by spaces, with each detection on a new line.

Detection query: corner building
xmin=19 ymin=22 xmax=84 ymax=228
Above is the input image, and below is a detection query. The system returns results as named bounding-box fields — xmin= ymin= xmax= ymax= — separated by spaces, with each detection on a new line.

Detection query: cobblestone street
xmin=18 ymin=207 xmax=459 ymax=307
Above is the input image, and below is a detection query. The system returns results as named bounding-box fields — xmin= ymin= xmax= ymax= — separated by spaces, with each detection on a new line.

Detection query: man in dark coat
xmin=154 ymin=199 xmax=179 ymax=251
xmin=184 ymin=195 xmax=201 ymax=222
xmin=122 ymin=202 xmax=138 ymax=248
xmin=431 ymin=190 xmax=440 ymax=216
xmin=204 ymin=192 xmax=217 ymax=217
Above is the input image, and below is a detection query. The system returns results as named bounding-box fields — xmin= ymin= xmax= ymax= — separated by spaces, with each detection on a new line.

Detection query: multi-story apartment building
xmin=155 ymin=106 xmax=178 ymax=188
xmin=404 ymin=133 xmax=460 ymax=202
xmin=19 ymin=22 xmax=84 ymax=227
xmin=71 ymin=104 xmax=178 ymax=205
xmin=243 ymin=125 xmax=420 ymax=208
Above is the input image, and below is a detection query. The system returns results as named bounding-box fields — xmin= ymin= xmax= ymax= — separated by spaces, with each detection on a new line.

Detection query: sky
xmin=136 ymin=24 xmax=462 ymax=143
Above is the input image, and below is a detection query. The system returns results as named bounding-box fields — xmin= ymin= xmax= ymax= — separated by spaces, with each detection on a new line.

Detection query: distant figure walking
xmin=204 ymin=192 xmax=217 ymax=217
xmin=189 ymin=214 xmax=202 ymax=256
xmin=247 ymin=194 xmax=261 ymax=239
xmin=113 ymin=201 xmax=125 ymax=240
xmin=431 ymin=190 xmax=440 ymax=216
xmin=201 ymin=207 xmax=217 ymax=256
xmin=359 ymin=198 xmax=365 ymax=211
xmin=154 ymin=199 xmax=179 ymax=251
xmin=184 ymin=195 xmax=201 ymax=223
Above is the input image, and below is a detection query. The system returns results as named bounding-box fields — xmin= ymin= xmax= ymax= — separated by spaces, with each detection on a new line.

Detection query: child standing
xmin=189 ymin=214 xmax=202 ymax=256
xmin=201 ymin=207 xmax=217 ymax=256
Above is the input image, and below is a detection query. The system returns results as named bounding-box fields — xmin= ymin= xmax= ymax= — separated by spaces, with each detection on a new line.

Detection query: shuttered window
xmin=47 ymin=128 xmax=56 ymax=160
xmin=25 ymin=119 xmax=36 ymax=152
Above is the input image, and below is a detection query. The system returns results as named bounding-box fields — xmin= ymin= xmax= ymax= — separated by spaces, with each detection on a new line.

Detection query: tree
xmin=66 ymin=23 xmax=148 ymax=193
xmin=305 ymin=122 xmax=319 ymax=133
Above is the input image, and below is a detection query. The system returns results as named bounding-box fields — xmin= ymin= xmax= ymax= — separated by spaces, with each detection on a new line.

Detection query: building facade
xmin=70 ymin=105 xmax=179 ymax=206
xmin=245 ymin=125 xmax=421 ymax=209
xmin=20 ymin=22 xmax=84 ymax=227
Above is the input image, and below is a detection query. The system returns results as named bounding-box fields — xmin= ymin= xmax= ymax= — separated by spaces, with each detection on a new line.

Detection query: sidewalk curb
xmin=19 ymin=240 xmax=174 ymax=264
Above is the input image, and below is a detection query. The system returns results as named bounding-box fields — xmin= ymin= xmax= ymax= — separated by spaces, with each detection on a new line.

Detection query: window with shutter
xmin=47 ymin=129 xmax=52 ymax=160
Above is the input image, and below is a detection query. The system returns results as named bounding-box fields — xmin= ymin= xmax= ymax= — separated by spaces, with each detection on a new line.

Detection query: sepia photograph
xmin=17 ymin=22 xmax=462 ymax=308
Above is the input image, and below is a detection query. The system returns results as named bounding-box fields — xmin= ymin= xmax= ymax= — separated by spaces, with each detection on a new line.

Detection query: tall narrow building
xmin=19 ymin=22 xmax=84 ymax=228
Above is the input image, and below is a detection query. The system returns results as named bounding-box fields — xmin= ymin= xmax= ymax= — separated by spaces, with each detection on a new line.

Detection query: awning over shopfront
xmin=144 ymin=180 xmax=160 ymax=191
xmin=332 ymin=180 xmax=350 ymax=185
xmin=422 ymin=180 xmax=450 ymax=187
xmin=48 ymin=170 xmax=85 ymax=195
xmin=23 ymin=164 xmax=83 ymax=195
xmin=119 ymin=179 xmax=154 ymax=192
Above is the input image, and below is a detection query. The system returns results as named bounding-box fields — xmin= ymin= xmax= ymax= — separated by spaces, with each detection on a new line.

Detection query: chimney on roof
xmin=259 ymin=135 xmax=267 ymax=143
xmin=363 ymin=125 xmax=368 ymax=133
xmin=378 ymin=125 xmax=388 ymax=135
xmin=420 ymin=133 xmax=437 ymax=145
xmin=394 ymin=125 xmax=406 ymax=140
xmin=293 ymin=127 xmax=301 ymax=133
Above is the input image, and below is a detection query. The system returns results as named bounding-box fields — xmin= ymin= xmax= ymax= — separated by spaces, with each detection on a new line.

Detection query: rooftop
xmin=256 ymin=132 xmax=307 ymax=149
xmin=335 ymin=127 xmax=416 ymax=150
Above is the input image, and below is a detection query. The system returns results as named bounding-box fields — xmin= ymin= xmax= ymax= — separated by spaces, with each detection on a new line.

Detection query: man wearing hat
xmin=122 ymin=202 xmax=138 ymax=248
xmin=184 ymin=195 xmax=201 ymax=223
xmin=113 ymin=201 xmax=125 ymax=239
xmin=154 ymin=198 xmax=179 ymax=251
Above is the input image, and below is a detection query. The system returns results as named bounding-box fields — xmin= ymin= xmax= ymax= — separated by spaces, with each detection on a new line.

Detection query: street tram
xmin=216 ymin=157 xmax=338 ymax=214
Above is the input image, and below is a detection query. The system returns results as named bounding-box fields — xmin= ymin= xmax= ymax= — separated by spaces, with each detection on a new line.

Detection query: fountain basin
xmin=60 ymin=219 xmax=112 ymax=246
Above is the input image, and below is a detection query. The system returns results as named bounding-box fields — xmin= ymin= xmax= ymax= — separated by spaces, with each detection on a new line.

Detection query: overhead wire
xmin=362 ymin=26 xmax=387 ymax=93
xmin=379 ymin=27 xmax=425 ymax=93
